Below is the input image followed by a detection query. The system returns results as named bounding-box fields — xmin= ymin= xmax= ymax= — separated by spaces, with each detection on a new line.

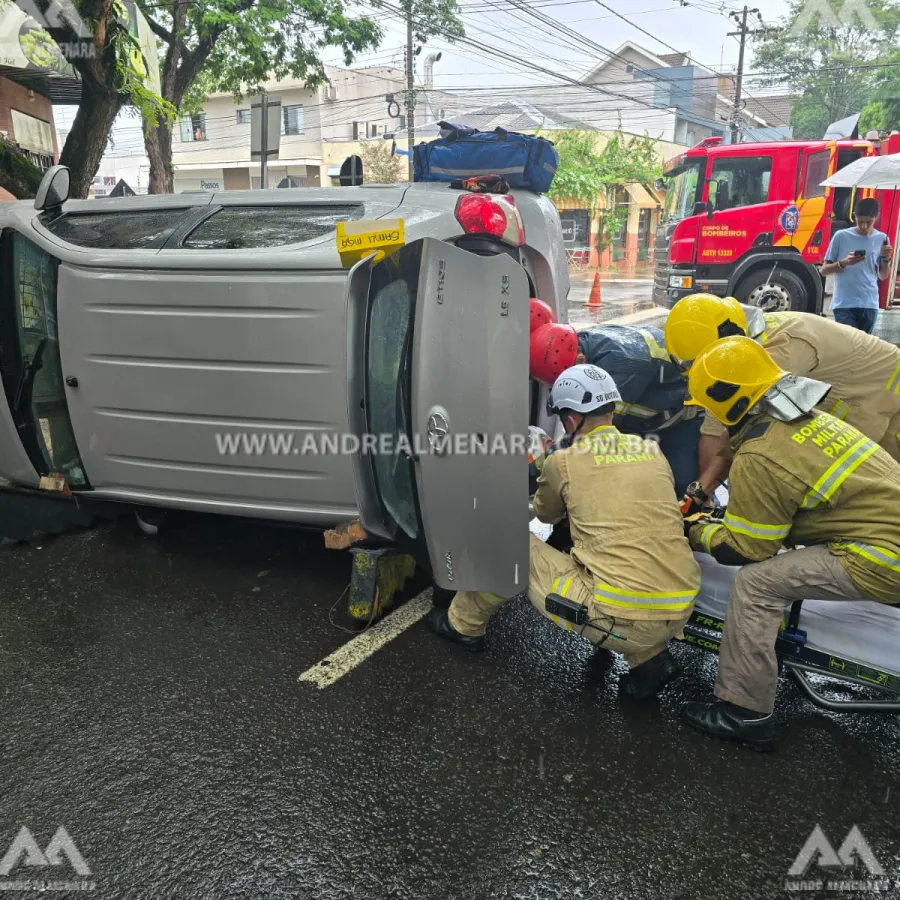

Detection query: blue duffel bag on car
xmin=413 ymin=123 xmax=559 ymax=193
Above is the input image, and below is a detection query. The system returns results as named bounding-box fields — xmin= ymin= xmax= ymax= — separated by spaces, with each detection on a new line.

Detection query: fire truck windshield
xmin=662 ymin=160 xmax=704 ymax=224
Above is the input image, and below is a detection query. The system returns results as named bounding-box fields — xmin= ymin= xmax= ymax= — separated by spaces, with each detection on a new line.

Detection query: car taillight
xmin=454 ymin=193 xmax=525 ymax=247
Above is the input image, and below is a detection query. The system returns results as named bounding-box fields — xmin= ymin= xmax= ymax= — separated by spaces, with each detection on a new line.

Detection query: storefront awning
xmin=624 ymin=183 xmax=659 ymax=208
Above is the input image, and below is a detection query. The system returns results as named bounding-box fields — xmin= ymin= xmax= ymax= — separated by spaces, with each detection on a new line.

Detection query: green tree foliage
xmin=378 ymin=0 xmax=465 ymax=43
xmin=753 ymin=0 xmax=900 ymax=140
xmin=2 ymin=0 xmax=173 ymax=197
xmin=136 ymin=0 xmax=385 ymax=192
xmin=860 ymin=48 xmax=900 ymax=132
xmin=358 ymin=139 xmax=404 ymax=184
xmin=549 ymin=130 xmax=661 ymax=252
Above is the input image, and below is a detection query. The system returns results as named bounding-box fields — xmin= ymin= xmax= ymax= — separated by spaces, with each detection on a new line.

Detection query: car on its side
xmin=0 ymin=166 xmax=570 ymax=595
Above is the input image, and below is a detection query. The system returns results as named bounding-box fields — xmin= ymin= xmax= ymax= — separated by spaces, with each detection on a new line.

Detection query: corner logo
xmin=786 ymin=825 xmax=891 ymax=893
xmin=10 ymin=0 xmax=92 ymax=38
xmin=0 ymin=826 xmax=96 ymax=891
xmin=792 ymin=0 xmax=879 ymax=33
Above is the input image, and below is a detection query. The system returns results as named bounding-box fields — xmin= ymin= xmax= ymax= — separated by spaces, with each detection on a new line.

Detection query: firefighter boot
xmin=426 ymin=607 xmax=486 ymax=652
xmin=681 ymin=700 xmax=776 ymax=752
xmin=619 ymin=648 xmax=681 ymax=700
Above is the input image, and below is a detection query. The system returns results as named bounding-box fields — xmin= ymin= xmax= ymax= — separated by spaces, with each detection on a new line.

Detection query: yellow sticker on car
xmin=336 ymin=218 xmax=405 ymax=267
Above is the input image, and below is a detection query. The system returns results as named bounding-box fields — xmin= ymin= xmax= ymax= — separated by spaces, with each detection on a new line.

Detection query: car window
xmin=43 ymin=210 xmax=192 ymax=249
xmin=365 ymin=252 xmax=422 ymax=540
xmin=0 ymin=232 xmax=86 ymax=485
xmin=709 ymin=156 xmax=773 ymax=209
xmin=802 ymin=150 xmax=831 ymax=200
xmin=181 ymin=205 xmax=364 ymax=249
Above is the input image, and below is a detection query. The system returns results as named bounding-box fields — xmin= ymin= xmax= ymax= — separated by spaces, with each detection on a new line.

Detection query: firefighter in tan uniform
xmin=663 ymin=293 xmax=900 ymax=508
xmin=679 ymin=336 xmax=900 ymax=750
xmin=427 ymin=365 xmax=702 ymax=700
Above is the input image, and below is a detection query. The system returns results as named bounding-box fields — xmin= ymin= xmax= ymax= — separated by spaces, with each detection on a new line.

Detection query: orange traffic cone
xmin=588 ymin=272 xmax=602 ymax=307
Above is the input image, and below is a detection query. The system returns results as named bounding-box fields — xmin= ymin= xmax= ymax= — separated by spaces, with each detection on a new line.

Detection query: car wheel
xmin=735 ymin=267 xmax=810 ymax=313
xmin=134 ymin=508 xmax=168 ymax=537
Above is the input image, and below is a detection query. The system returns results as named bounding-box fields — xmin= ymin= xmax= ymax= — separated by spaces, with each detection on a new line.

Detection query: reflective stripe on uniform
xmin=828 ymin=399 xmax=850 ymax=421
xmin=615 ymin=401 xmax=657 ymax=419
xmin=801 ymin=436 xmax=879 ymax=510
xmin=886 ymin=357 xmax=900 ymax=395
xmin=699 ymin=523 xmax=723 ymax=553
xmin=550 ymin=577 xmax=579 ymax=631
xmin=636 ymin=328 xmax=671 ymax=363
xmin=723 ymin=511 xmax=791 ymax=541
xmin=836 ymin=541 xmax=900 ymax=573
xmin=593 ymin=583 xmax=696 ymax=611
xmin=478 ymin=591 xmax=507 ymax=607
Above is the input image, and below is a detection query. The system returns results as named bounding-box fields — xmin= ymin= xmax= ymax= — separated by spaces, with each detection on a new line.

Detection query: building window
xmin=236 ymin=109 xmax=251 ymax=125
xmin=559 ymin=210 xmax=590 ymax=247
xmin=180 ymin=114 xmax=207 ymax=142
xmin=281 ymin=105 xmax=304 ymax=135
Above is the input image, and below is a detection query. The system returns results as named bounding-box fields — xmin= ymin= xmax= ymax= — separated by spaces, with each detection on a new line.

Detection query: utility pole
xmin=260 ymin=87 xmax=268 ymax=190
xmin=727 ymin=7 xmax=779 ymax=144
xmin=405 ymin=7 xmax=415 ymax=183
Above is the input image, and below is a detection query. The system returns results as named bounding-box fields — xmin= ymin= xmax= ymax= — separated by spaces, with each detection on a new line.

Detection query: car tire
xmin=134 ymin=508 xmax=167 ymax=537
xmin=735 ymin=266 xmax=811 ymax=313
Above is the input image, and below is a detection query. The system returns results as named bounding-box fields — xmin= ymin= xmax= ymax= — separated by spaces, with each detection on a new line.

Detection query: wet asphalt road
xmin=2 ymin=286 xmax=900 ymax=899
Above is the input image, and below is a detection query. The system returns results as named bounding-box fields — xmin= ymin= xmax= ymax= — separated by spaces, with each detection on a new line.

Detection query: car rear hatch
xmin=350 ymin=237 xmax=531 ymax=596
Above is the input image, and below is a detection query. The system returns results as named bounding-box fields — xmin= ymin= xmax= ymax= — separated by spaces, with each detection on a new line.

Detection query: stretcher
xmin=686 ymin=554 xmax=900 ymax=712
xmin=529 ymin=518 xmax=900 ymax=712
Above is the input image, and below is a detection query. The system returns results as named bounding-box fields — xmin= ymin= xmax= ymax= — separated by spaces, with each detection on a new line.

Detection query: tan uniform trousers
xmin=447 ymin=534 xmax=692 ymax=669
xmin=715 ymin=545 xmax=878 ymax=714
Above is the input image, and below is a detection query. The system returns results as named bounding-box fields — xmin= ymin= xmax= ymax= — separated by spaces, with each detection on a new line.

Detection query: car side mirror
xmin=34 ymin=165 xmax=70 ymax=211
xmin=654 ymin=177 xmax=667 ymax=192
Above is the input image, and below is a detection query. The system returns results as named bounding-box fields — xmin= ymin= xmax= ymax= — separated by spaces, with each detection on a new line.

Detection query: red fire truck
xmin=654 ymin=133 xmax=900 ymax=312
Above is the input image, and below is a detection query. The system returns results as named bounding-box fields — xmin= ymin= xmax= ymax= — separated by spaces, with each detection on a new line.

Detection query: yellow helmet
xmin=664 ymin=293 xmax=749 ymax=371
xmin=685 ymin=336 xmax=787 ymax=426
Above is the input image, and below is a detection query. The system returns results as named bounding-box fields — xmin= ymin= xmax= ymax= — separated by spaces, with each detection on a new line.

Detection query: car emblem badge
xmin=427 ymin=411 xmax=450 ymax=454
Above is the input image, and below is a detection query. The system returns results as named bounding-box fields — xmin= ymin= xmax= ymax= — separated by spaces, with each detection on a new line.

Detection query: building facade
xmin=171 ymin=65 xmax=412 ymax=193
xmin=0 ymin=75 xmax=59 ymax=200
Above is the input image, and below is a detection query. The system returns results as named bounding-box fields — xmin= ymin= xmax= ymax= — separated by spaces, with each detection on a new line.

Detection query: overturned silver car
xmin=0 ymin=166 xmax=569 ymax=594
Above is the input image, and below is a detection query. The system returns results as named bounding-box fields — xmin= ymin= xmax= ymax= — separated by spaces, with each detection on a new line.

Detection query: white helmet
xmin=547 ymin=364 xmax=622 ymax=416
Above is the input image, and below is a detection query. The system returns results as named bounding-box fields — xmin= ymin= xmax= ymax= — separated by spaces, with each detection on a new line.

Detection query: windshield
xmin=365 ymin=248 xmax=422 ymax=540
xmin=0 ymin=232 xmax=87 ymax=485
xmin=662 ymin=160 xmax=704 ymax=223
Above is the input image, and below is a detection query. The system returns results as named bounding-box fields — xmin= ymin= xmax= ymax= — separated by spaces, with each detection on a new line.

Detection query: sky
xmin=53 ymin=0 xmax=797 ymax=165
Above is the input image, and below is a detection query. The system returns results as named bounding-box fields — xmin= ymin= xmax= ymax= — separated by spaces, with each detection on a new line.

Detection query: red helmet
xmin=529 ymin=298 xmax=556 ymax=333
xmin=530 ymin=322 xmax=579 ymax=386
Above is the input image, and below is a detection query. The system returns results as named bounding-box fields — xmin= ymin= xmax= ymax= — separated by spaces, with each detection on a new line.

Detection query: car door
xmin=359 ymin=237 xmax=531 ymax=596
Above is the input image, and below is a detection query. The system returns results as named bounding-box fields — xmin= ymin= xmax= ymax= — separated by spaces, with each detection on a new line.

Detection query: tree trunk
xmin=146 ymin=119 xmax=175 ymax=194
xmin=59 ymin=87 xmax=124 ymax=198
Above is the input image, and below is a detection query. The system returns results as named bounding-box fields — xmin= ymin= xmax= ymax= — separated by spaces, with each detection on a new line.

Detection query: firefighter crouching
xmin=664 ymin=292 xmax=900 ymax=512
xmin=680 ymin=336 xmax=900 ymax=750
xmin=427 ymin=365 xmax=702 ymax=701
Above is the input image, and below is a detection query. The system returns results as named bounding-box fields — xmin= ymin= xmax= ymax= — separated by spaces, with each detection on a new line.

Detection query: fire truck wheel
xmin=736 ymin=267 xmax=809 ymax=313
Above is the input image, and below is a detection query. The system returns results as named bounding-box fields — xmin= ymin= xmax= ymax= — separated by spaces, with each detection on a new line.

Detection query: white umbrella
xmin=821 ymin=153 xmax=900 ymax=189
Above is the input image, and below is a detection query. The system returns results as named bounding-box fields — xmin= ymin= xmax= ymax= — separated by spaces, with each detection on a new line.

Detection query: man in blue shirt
xmin=822 ymin=197 xmax=893 ymax=334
